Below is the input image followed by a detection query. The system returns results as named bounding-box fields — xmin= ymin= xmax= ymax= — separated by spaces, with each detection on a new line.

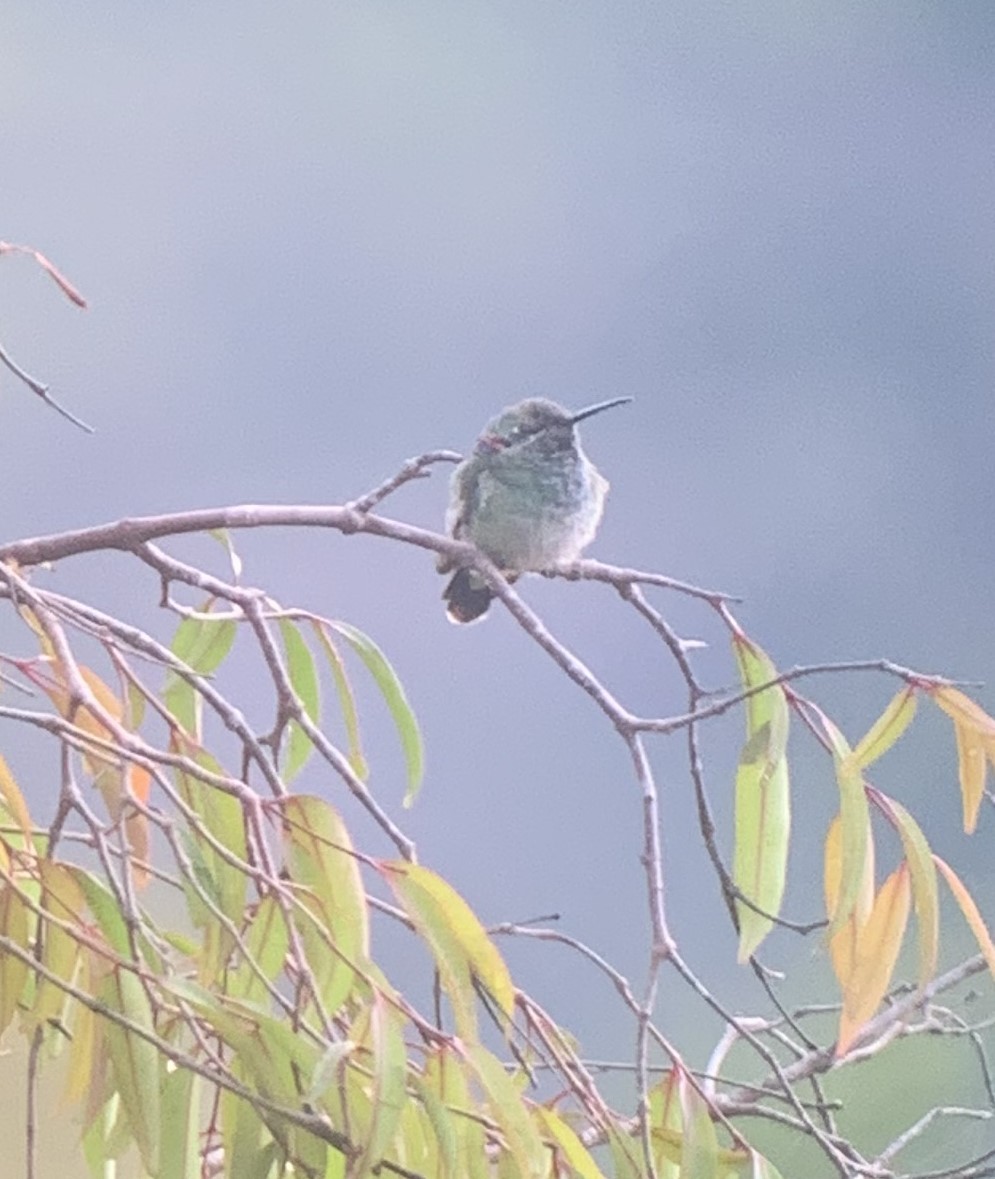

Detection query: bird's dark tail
xmin=443 ymin=568 xmax=493 ymax=624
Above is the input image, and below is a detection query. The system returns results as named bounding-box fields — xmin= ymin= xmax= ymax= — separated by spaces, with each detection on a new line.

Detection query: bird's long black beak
xmin=569 ymin=396 xmax=633 ymax=425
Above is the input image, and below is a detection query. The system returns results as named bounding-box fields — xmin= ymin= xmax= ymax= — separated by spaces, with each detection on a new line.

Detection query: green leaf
xmin=165 ymin=608 xmax=237 ymax=735
xmin=465 ymin=1043 xmax=546 ymax=1179
xmin=159 ymin=1066 xmax=200 ymax=1179
xmin=423 ymin=1047 xmax=490 ymax=1179
xmin=411 ymin=1064 xmax=462 ymax=1179
xmin=100 ymin=967 xmax=162 ymax=1170
xmin=732 ymin=635 xmax=791 ymax=960
xmin=678 ymin=1072 xmax=719 ymax=1179
xmin=383 ymin=862 xmax=514 ymax=1041
xmin=209 ymin=527 xmax=244 ymax=581
xmin=278 ymin=619 xmax=321 ymax=782
xmin=313 ymin=622 xmax=369 ymax=781
xmin=326 ymin=620 xmax=424 ymax=805
xmin=227 ymin=894 xmax=291 ymax=1005
xmin=349 ymin=993 xmax=408 ymax=1175
xmin=534 ymin=1106 xmax=604 ymax=1179
xmin=284 ymin=795 xmax=370 ymax=1015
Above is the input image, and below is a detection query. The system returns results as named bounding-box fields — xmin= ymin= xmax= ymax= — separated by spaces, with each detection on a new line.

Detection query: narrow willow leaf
xmin=65 ymin=948 xmax=109 ymax=1110
xmin=814 ymin=710 xmax=872 ymax=941
xmin=278 ymin=619 xmax=321 ymax=782
xmin=849 ymin=687 xmax=917 ymax=771
xmin=534 ymin=1107 xmax=603 ymax=1179
xmin=165 ymin=609 xmax=237 ymax=736
xmin=422 ymin=1047 xmax=489 ymax=1179
xmin=953 ymin=721 xmax=986 ymax=834
xmin=30 ymin=861 xmax=86 ymax=1029
xmin=313 ymin=622 xmax=369 ymax=781
xmin=649 ymin=1069 xmax=683 ymax=1176
xmin=159 ymin=1065 xmax=200 ymax=1179
xmin=824 ymin=816 xmax=875 ymax=988
xmin=933 ymin=686 xmax=995 ymax=833
xmin=875 ymin=792 xmax=939 ymax=988
xmin=751 ymin=1152 xmax=786 ymax=1179
xmin=173 ymin=750 xmax=248 ymax=948
xmin=72 ymin=868 xmax=131 ymax=956
xmin=466 ymin=1043 xmax=546 ymax=1179
xmin=169 ymin=608 xmax=238 ymax=675
xmin=932 ymin=685 xmax=995 ymax=735
xmin=305 ymin=1041 xmax=356 ymax=1108
xmin=227 ymin=894 xmax=291 ymax=1005
xmin=836 ymin=865 xmax=910 ymax=1056
xmin=100 ymin=968 xmax=162 ymax=1170
xmin=327 ymin=620 xmax=424 ymax=805
xmin=284 ymin=795 xmax=369 ymax=1014
xmin=934 ymin=856 xmax=995 ymax=977
xmin=383 ymin=862 xmax=515 ymax=1040
xmin=0 ymin=885 xmax=30 ymax=1033
xmin=608 ymin=1124 xmax=650 ymax=1178
xmin=0 ymin=753 xmax=32 ymax=841
xmin=677 ymin=1071 xmax=720 ymax=1179
xmin=209 ymin=527 xmax=244 ymax=581
xmin=221 ymin=1086 xmax=280 ymax=1179
xmin=350 ymin=994 xmax=408 ymax=1176
xmin=409 ymin=1074 xmax=458 ymax=1179
xmin=732 ymin=635 xmax=791 ymax=960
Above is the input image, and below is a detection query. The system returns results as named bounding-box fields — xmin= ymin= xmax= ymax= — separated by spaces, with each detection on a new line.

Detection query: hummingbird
xmin=438 ymin=396 xmax=632 ymax=623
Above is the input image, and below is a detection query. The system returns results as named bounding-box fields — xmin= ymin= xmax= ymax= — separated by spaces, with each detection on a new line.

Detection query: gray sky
xmin=3 ymin=2 xmax=995 ymax=1165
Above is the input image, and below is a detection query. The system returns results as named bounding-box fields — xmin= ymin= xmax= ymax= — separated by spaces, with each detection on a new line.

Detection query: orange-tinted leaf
xmin=836 ymin=866 xmax=910 ymax=1056
xmin=932 ymin=686 xmax=995 ymax=736
xmin=934 ymin=855 xmax=995 ymax=978
xmin=953 ymin=721 xmax=986 ymax=834
xmin=825 ymin=815 xmax=875 ymax=985
xmin=814 ymin=709 xmax=873 ymax=941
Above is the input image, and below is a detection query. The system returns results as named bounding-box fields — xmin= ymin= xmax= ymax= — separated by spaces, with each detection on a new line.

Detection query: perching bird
xmin=438 ymin=396 xmax=631 ymax=622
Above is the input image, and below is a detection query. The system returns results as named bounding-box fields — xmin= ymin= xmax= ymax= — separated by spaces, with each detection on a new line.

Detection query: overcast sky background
xmin=4 ymin=3 xmax=995 ymax=1173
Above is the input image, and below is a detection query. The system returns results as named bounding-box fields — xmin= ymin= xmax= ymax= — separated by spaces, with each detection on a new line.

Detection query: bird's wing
xmin=437 ymin=460 xmax=482 ymax=572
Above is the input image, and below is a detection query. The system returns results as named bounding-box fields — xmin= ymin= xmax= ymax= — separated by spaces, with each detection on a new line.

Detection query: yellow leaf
xmin=0 ymin=754 xmax=32 ymax=843
xmin=836 ymin=865 xmax=910 ymax=1056
xmin=384 ymin=862 xmax=514 ymax=1040
xmin=849 ymin=687 xmax=917 ymax=771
